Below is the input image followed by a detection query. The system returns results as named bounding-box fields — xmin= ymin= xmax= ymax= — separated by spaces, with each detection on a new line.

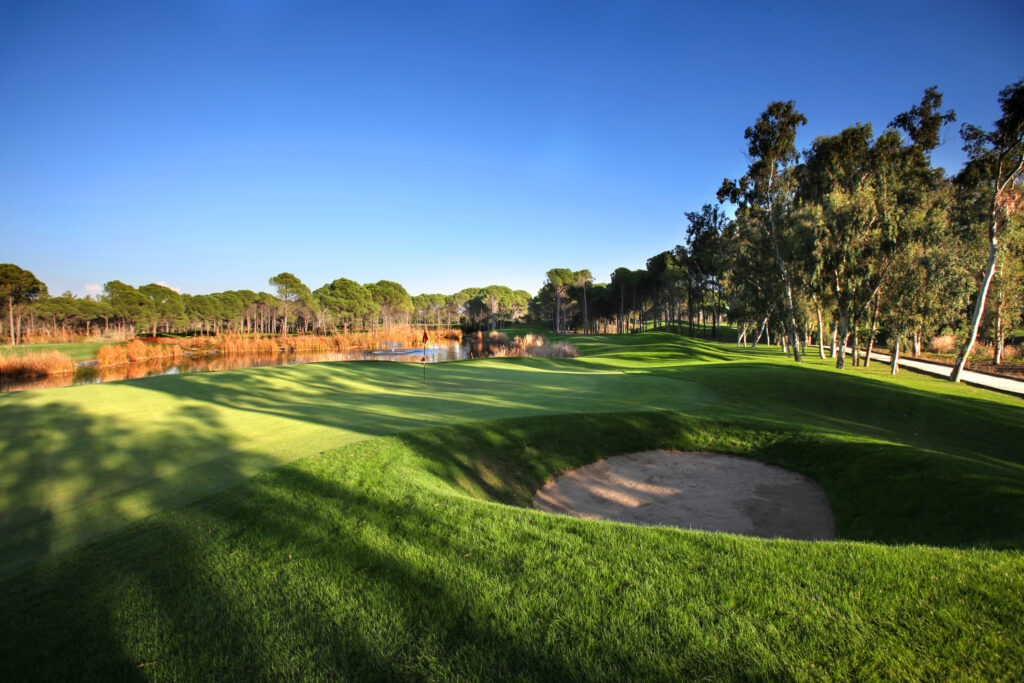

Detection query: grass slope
xmin=1 ymin=332 xmax=1023 ymax=679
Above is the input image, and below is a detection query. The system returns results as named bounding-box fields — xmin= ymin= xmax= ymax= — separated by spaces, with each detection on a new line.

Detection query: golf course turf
xmin=1 ymin=332 xmax=1022 ymax=679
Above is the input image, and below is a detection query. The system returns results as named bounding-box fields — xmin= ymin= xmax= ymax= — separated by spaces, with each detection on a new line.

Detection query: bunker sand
xmin=533 ymin=450 xmax=835 ymax=540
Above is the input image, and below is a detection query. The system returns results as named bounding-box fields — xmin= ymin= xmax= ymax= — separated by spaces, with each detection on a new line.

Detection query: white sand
xmin=533 ymin=451 xmax=834 ymax=540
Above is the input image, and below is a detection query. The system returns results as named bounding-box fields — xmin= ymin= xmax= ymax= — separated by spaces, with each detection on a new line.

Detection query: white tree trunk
xmin=952 ymin=239 xmax=998 ymax=382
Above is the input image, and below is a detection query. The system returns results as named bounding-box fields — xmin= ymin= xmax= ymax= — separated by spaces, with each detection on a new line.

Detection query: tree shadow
xmin=1 ymin=410 xmax=1022 ymax=679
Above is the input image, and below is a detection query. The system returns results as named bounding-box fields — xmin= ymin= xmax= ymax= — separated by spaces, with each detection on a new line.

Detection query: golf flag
xmin=421 ymin=330 xmax=428 ymax=381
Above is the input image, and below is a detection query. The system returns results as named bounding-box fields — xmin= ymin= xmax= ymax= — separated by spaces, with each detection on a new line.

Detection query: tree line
xmin=534 ymin=79 xmax=1023 ymax=382
xmin=4 ymin=80 xmax=1020 ymax=377
xmin=0 ymin=267 xmax=534 ymax=343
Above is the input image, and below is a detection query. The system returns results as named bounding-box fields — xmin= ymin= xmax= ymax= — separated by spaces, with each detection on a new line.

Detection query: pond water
xmin=1 ymin=340 xmax=498 ymax=393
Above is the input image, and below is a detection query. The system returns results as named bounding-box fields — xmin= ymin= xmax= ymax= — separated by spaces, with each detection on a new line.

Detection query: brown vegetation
xmin=94 ymin=327 xmax=464 ymax=365
xmin=926 ymin=334 xmax=1020 ymax=360
xmin=98 ymin=340 xmax=185 ymax=367
xmin=490 ymin=334 xmax=580 ymax=359
xmin=209 ymin=327 xmax=461 ymax=356
xmin=0 ymin=351 xmax=75 ymax=379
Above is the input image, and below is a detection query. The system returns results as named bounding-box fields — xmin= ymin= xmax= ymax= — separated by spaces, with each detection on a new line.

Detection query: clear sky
xmin=1 ymin=0 xmax=1022 ymax=298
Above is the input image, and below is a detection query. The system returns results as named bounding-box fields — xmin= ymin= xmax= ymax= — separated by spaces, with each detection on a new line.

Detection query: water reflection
xmin=1 ymin=341 xmax=486 ymax=393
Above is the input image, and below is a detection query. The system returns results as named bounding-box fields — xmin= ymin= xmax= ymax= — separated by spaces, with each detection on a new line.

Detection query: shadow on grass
xmin=2 ymin=411 xmax=1022 ymax=679
xmin=0 ymin=397 xmax=272 ymax=581
xmin=651 ymin=361 xmax=1024 ymax=470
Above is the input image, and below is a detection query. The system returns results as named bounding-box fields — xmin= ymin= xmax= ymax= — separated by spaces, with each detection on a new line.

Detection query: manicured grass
xmin=1 ymin=332 xmax=1022 ymax=679
xmin=0 ymin=351 xmax=714 ymax=579
xmin=0 ymin=340 xmax=115 ymax=361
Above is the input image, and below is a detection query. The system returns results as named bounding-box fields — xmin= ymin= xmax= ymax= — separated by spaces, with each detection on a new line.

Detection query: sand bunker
xmin=533 ymin=451 xmax=834 ymax=540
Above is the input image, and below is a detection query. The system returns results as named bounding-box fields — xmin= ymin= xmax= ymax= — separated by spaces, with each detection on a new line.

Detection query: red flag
xmin=422 ymin=330 xmax=429 ymax=344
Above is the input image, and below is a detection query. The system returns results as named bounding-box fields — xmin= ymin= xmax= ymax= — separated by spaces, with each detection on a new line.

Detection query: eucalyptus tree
xmin=951 ymin=79 xmax=1024 ymax=382
xmin=989 ymin=237 xmax=1024 ymax=363
xmin=881 ymin=213 xmax=971 ymax=374
xmin=717 ymin=203 xmax=783 ymax=347
xmin=800 ymin=123 xmax=885 ymax=368
xmin=718 ymin=101 xmax=807 ymax=361
xmin=268 ymin=273 xmax=312 ymax=337
xmin=0 ymin=263 xmax=47 ymax=344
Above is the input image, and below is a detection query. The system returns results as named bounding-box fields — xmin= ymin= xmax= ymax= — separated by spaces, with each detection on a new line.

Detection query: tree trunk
xmin=768 ymin=220 xmax=802 ymax=362
xmin=952 ymin=239 xmax=998 ymax=382
xmin=852 ymin=320 xmax=860 ymax=367
xmin=835 ymin=303 xmax=849 ymax=369
xmin=815 ymin=300 xmax=826 ymax=359
xmin=864 ymin=294 xmax=881 ymax=368
xmin=994 ymin=277 xmax=1004 ymax=365
xmin=581 ymin=283 xmax=589 ymax=335
xmin=7 ymin=296 xmax=15 ymax=344
xmin=890 ymin=337 xmax=900 ymax=375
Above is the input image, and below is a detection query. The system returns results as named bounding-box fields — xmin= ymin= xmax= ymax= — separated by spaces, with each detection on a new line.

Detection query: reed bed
xmin=98 ymin=340 xmax=185 ymax=367
xmin=0 ymin=351 xmax=75 ymax=379
xmin=210 ymin=328 xmax=462 ymax=356
xmin=21 ymin=330 xmax=134 ymax=344
xmin=490 ymin=334 xmax=580 ymax=359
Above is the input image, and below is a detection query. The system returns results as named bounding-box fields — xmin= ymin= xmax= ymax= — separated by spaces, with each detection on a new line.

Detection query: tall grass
xmin=0 ymin=351 xmax=75 ymax=379
xmin=97 ymin=340 xmax=184 ymax=367
xmin=20 ymin=329 xmax=133 ymax=344
xmin=927 ymin=334 xmax=1021 ymax=360
xmin=210 ymin=328 xmax=462 ymax=356
xmin=490 ymin=334 xmax=580 ymax=359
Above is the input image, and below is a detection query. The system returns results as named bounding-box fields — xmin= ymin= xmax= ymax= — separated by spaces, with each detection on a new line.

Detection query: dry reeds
xmin=925 ymin=334 xmax=1020 ymax=360
xmin=490 ymin=334 xmax=579 ymax=359
xmin=98 ymin=340 xmax=184 ymax=367
xmin=0 ymin=351 xmax=75 ymax=379
xmin=210 ymin=328 xmax=462 ymax=356
xmin=927 ymin=334 xmax=956 ymax=354
xmin=487 ymin=331 xmax=508 ymax=343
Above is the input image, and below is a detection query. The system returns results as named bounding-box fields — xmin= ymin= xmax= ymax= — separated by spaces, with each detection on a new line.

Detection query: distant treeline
xmin=0 ymin=269 xmax=538 ymax=342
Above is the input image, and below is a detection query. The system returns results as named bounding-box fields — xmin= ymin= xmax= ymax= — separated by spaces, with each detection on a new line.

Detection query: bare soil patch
xmin=533 ymin=451 xmax=834 ymax=540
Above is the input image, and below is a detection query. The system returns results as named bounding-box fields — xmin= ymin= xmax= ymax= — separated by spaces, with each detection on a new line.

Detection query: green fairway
xmin=0 ymin=340 xmax=115 ymax=361
xmin=1 ymin=332 xmax=1023 ymax=679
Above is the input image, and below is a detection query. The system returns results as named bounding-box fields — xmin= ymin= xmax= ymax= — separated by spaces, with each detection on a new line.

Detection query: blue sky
xmin=1 ymin=0 xmax=1022 ymax=298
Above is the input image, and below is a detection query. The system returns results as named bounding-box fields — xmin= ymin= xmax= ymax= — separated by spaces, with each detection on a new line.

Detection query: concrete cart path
xmin=856 ymin=348 xmax=1024 ymax=398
